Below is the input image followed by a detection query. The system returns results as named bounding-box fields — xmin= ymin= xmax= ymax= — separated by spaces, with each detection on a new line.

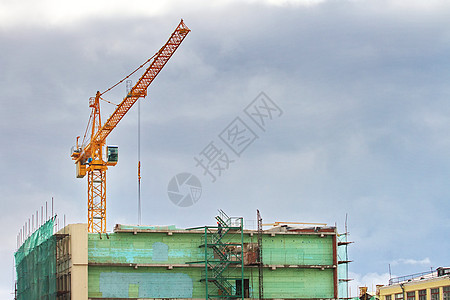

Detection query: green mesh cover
xmin=337 ymin=232 xmax=350 ymax=299
xmin=15 ymin=218 xmax=56 ymax=300
xmin=115 ymin=224 xmax=178 ymax=231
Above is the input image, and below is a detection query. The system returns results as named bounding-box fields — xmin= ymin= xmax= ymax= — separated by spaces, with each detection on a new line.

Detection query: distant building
xmin=357 ymin=286 xmax=377 ymax=300
xmin=377 ymin=268 xmax=450 ymax=300
xmin=15 ymin=211 xmax=351 ymax=299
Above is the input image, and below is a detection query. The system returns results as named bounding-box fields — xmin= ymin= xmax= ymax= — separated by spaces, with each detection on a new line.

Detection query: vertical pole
xmin=137 ymin=98 xmax=142 ymax=225
xmin=138 ymin=161 xmax=141 ymax=225
xmin=333 ymin=233 xmax=338 ymax=299
xmin=205 ymin=227 xmax=208 ymax=299
xmin=241 ymin=218 xmax=244 ymax=300
xmin=257 ymin=210 xmax=264 ymax=299
xmin=345 ymin=214 xmax=349 ymax=299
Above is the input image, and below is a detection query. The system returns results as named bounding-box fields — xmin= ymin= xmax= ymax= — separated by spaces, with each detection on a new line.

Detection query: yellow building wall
xmin=379 ymin=277 xmax=450 ymax=300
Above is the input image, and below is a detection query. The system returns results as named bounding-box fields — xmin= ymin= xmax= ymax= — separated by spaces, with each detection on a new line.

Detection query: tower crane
xmin=71 ymin=20 xmax=190 ymax=233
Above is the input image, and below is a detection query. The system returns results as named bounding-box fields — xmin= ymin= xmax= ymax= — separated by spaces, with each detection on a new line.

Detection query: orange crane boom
xmin=71 ymin=20 xmax=190 ymax=233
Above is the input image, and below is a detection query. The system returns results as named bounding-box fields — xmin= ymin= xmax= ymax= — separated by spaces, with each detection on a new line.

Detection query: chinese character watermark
xmin=219 ymin=117 xmax=258 ymax=157
xmin=244 ymin=92 xmax=283 ymax=131
xmin=194 ymin=141 xmax=235 ymax=183
xmin=168 ymin=92 xmax=283 ymax=207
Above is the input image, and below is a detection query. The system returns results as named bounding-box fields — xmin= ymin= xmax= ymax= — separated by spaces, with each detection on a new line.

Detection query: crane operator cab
xmin=106 ymin=145 xmax=118 ymax=166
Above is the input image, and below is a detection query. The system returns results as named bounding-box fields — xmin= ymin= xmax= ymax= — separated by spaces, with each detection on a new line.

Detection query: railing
xmin=389 ymin=270 xmax=434 ymax=285
xmin=187 ymin=211 xmax=244 ymax=299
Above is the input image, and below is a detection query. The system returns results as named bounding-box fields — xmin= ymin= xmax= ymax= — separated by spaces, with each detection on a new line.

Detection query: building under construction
xmin=14 ymin=18 xmax=353 ymax=300
xmin=15 ymin=210 xmax=351 ymax=300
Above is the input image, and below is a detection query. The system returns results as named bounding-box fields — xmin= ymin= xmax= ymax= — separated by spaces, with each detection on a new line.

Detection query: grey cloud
xmin=2 ymin=1 xmax=450 ymax=296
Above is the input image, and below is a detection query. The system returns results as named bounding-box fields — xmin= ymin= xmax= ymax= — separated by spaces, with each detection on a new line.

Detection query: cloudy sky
xmin=2 ymin=0 xmax=450 ymax=297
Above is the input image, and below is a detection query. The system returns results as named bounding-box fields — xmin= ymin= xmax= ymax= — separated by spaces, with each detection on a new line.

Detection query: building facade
xmin=15 ymin=213 xmax=350 ymax=299
xmin=378 ymin=268 xmax=450 ymax=300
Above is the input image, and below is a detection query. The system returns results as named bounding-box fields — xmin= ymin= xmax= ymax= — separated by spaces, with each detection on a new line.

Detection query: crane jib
xmin=73 ymin=19 xmax=190 ymax=233
xmin=78 ymin=19 xmax=190 ymax=162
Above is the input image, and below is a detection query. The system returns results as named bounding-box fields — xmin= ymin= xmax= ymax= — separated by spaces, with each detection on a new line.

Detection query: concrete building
xmin=377 ymin=268 xmax=450 ymax=300
xmin=15 ymin=211 xmax=351 ymax=299
xmin=356 ymin=286 xmax=378 ymax=300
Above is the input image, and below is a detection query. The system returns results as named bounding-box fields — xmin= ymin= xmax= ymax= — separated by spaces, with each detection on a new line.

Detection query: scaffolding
xmin=337 ymin=231 xmax=353 ymax=299
xmin=257 ymin=209 xmax=264 ymax=300
xmin=188 ymin=210 xmax=245 ymax=299
xmin=55 ymin=233 xmax=70 ymax=299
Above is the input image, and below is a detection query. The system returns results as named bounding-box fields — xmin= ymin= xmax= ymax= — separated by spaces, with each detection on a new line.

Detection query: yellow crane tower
xmin=71 ymin=20 xmax=190 ymax=233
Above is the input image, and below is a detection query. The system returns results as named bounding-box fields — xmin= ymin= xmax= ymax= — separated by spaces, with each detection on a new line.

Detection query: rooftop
xmin=388 ymin=267 xmax=450 ymax=285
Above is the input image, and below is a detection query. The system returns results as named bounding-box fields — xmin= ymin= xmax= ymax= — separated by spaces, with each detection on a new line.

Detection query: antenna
xmin=257 ymin=209 xmax=264 ymax=299
xmin=345 ymin=213 xmax=349 ymax=298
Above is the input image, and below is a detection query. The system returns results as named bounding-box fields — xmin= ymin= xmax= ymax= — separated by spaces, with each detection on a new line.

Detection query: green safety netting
xmin=15 ymin=218 xmax=56 ymax=300
xmin=338 ymin=232 xmax=350 ymax=299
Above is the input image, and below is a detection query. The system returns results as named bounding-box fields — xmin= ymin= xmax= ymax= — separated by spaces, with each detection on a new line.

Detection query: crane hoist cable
xmin=101 ymin=52 xmax=158 ymax=96
xmin=79 ymin=54 xmax=157 ymax=149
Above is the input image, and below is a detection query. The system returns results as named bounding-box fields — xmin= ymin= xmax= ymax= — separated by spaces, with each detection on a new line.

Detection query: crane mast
xmin=71 ymin=20 xmax=190 ymax=233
